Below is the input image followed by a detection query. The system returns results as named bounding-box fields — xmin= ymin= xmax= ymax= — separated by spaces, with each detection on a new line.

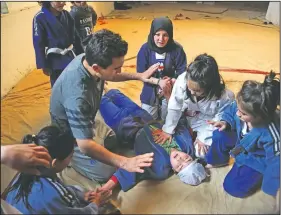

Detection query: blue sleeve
xmin=174 ymin=47 xmax=187 ymax=77
xmin=235 ymin=152 xmax=267 ymax=173
xmin=234 ymin=127 xmax=279 ymax=173
xmin=221 ymin=101 xmax=237 ymax=130
xmin=262 ymin=123 xmax=280 ymax=159
xmin=66 ymin=185 xmax=88 ymax=205
xmin=137 ymin=44 xmax=150 ymax=73
xmin=33 ymin=15 xmax=47 ymax=69
xmin=46 ymin=189 xmax=99 ymax=214
xmin=64 ymin=97 xmax=95 ymax=139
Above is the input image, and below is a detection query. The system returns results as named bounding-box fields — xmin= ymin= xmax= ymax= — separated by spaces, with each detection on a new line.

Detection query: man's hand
xmin=153 ymin=131 xmax=172 ymax=144
xmin=139 ymin=63 xmax=160 ymax=81
xmin=42 ymin=68 xmax=52 ymax=76
xmin=207 ymin=120 xmax=227 ymax=131
xmin=1 ymin=144 xmax=52 ymax=175
xmin=120 ymin=153 xmax=154 ymax=173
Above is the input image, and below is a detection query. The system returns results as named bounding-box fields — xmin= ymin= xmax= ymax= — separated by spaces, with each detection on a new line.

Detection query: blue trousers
xmin=100 ymin=89 xmax=153 ymax=132
xmin=100 ymin=89 xmax=194 ymax=191
xmin=223 ymin=163 xmax=263 ymax=198
xmin=205 ymin=129 xmax=237 ymax=165
xmin=205 ymin=129 xmax=269 ymax=198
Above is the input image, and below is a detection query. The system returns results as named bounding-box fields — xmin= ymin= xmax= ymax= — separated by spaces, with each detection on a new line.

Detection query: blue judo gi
xmin=33 ymin=6 xmax=83 ymax=87
xmin=205 ymin=101 xmax=280 ymax=198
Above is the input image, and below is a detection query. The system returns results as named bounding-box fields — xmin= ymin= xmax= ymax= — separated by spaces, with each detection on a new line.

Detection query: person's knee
xmin=223 ymin=173 xmax=249 ymax=198
xmin=105 ymin=89 xmax=121 ymax=98
xmin=101 ymin=95 xmax=111 ymax=106
xmin=212 ymin=130 xmax=235 ymax=151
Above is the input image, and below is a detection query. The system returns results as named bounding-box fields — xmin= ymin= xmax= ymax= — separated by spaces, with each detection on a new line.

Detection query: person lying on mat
xmin=98 ymin=89 xmax=208 ymax=192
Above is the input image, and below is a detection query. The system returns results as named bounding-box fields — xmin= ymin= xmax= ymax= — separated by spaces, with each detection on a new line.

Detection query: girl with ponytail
xmin=207 ymin=71 xmax=280 ymax=198
xmin=5 ymin=125 xmax=111 ymax=214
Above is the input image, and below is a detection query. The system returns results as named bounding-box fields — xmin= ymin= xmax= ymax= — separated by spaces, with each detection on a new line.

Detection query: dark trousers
xmin=50 ymin=69 xmax=63 ymax=88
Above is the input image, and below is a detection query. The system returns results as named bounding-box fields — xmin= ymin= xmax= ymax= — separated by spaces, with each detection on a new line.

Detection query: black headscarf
xmin=147 ymin=17 xmax=175 ymax=54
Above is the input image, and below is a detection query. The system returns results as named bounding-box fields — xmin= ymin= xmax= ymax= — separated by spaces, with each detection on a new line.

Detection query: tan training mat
xmin=1 ymin=8 xmax=279 ymax=214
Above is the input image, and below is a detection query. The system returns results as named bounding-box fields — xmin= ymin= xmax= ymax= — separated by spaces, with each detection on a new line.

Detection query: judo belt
xmin=46 ymin=44 xmax=76 ymax=57
xmin=230 ymin=145 xmax=246 ymax=156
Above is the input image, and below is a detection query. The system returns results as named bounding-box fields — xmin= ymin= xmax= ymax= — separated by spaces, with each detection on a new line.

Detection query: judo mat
xmin=1 ymin=10 xmax=280 ymax=214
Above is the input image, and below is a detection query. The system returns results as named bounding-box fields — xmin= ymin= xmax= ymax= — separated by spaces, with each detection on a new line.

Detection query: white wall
xmin=1 ymin=2 xmax=114 ymax=98
xmin=266 ymin=2 xmax=280 ymax=26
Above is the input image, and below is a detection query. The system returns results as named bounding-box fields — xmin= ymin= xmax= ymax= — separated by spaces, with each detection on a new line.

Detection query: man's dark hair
xmin=85 ymin=29 xmax=128 ymax=69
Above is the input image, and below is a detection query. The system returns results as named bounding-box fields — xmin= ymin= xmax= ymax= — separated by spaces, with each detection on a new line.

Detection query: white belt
xmin=46 ymin=44 xmax=76 ymax=57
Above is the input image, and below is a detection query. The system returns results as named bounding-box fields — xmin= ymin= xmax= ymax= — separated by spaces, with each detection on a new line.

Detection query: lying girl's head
xmin=7 ymin=126 xmax=75 ymax=210
xmin=170 ymin=149 xmax=207 ymax=186
xmin=186 ymin=53 xmax=225 ymax=101
xmin=236 ymin=71 xmax=280 ymax=125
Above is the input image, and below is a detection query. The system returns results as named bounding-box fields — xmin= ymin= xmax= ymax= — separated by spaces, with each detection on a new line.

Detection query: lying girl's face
xmin=154 ymin=30 xmax=169 ymax=48
xmin=50 ymin=2 xmax=66 ymax=12
xmin=187 ymin=79 xmax=205 ymax=98
xmin=170 ymin=150 xmax=193 ymax=173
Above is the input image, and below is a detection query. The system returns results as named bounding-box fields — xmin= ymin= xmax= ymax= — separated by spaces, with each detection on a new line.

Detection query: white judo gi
xmin=163 ymin=72 xmax=235 ymax=157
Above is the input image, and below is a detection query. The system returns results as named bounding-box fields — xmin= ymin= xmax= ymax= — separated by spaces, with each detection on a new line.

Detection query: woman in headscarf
xmin=137 ymin=17 xmax=187 ymax=120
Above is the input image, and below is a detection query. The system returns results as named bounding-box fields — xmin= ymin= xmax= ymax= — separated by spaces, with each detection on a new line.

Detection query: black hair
xmin=38 ymin=1 xmax=51 ymax=8
xmin=7 ymin=126 xmax=75 ymax=211
xmin=85 ymin=29 xmax=128 ymax=69
xmin=237 ymin=71 xmax=280 ymax=122
xmin=186 ymin=53 xmax=225 ymax=101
